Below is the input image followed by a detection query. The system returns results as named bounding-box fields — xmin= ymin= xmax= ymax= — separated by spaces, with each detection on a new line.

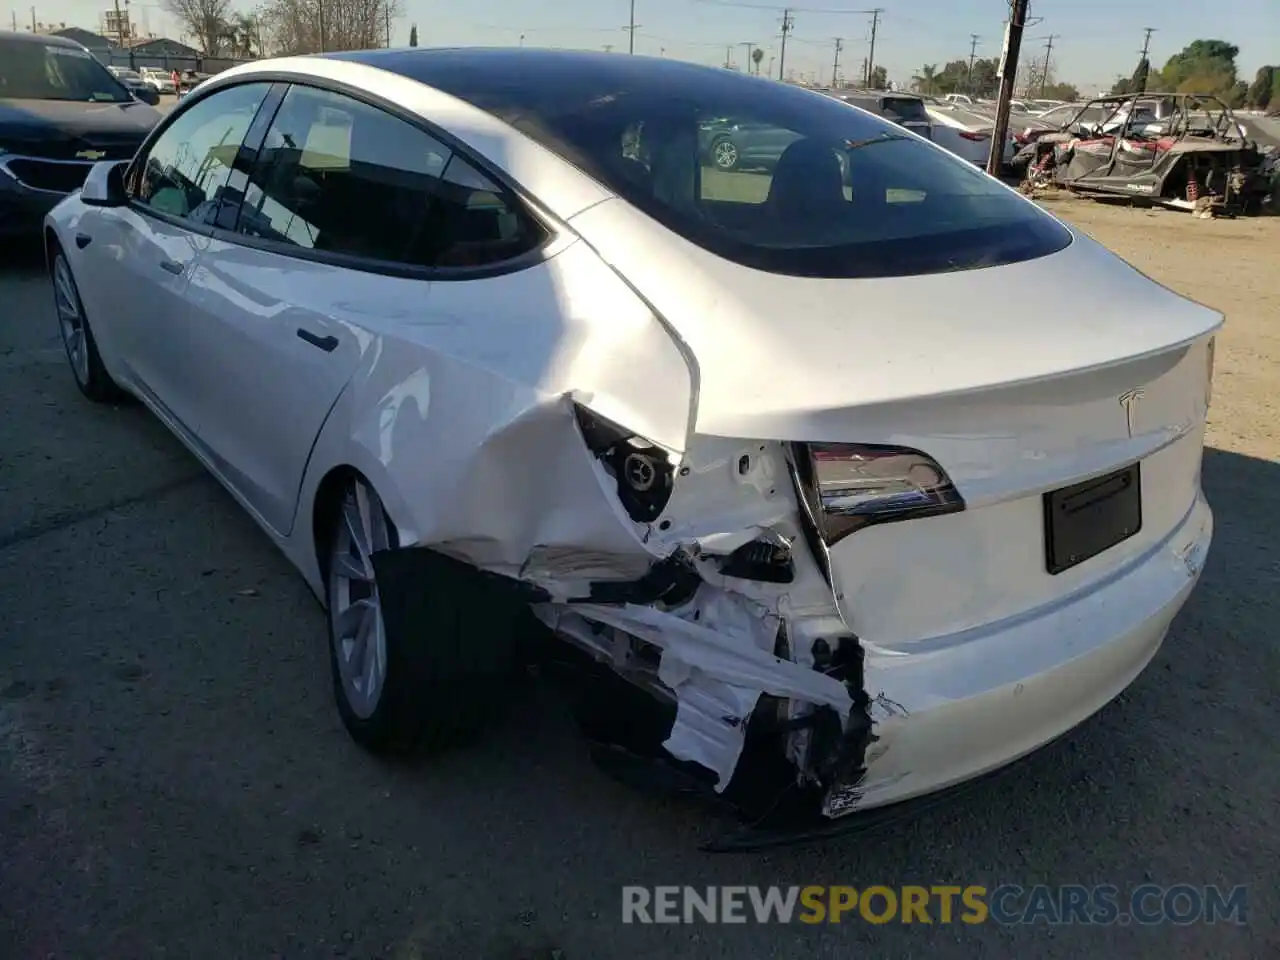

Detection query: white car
xmin=925 ymin=103 xmax=1017 ymax=167
xmin=139 ymin=67 xmax=177 ymax=94
xmin=43 ymin=50 xmax=1218 ymax=839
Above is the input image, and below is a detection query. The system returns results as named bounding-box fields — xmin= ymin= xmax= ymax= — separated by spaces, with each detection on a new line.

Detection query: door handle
xmin=159 ymin=259 xmax=184 ymax=275
xmin=296 ymin=328 xmax=339 ymax=352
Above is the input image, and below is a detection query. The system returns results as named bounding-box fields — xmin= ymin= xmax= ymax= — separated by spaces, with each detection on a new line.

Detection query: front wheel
xmin=51 ymin=250 xmax=124 ymax=403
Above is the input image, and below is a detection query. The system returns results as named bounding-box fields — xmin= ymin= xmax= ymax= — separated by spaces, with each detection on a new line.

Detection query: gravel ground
xmin=1 ymin=203 xmax=1278 ymax=959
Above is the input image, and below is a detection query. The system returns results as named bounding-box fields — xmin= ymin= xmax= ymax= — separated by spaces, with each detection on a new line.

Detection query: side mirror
xmin=80 ymin=160 xmax=129 ymax=207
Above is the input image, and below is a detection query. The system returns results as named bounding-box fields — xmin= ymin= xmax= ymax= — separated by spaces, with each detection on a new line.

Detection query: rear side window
xmin=437 ymin=72 xmax=1071 ymax=278
xmin=235 ymin=85 xmax=542 ymax=269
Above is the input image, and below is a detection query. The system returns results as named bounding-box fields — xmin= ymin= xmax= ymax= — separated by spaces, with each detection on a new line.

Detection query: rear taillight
xmin=795 ymin=443 xmax=965 ymax=546
xmin=958 ymin=131 xmax=990 ymax=142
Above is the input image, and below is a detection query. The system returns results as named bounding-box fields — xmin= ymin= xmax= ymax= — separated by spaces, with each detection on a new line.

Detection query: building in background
xmin=100 ymin=6 xmax=134 ymax=45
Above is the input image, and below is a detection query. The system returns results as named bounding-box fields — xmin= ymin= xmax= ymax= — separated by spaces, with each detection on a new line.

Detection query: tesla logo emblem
xmin=1119 ymin=388 xmax=1145 ymax=438
xmin=75 ymin=150 xmax=106 ymax=160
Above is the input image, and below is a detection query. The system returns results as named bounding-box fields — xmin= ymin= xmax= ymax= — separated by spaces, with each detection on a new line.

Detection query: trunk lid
xmin=570 ymin=198 xmax=1220 ymax=639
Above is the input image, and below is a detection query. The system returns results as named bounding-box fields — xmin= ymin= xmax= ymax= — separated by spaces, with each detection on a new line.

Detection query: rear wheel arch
xmin=312 ymin=464 xmax=366 ymax=580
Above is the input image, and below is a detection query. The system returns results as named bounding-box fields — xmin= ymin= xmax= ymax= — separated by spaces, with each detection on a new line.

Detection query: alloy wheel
xmin=328 ymin=480 xmax=395 ymax=719
xmin=52 ymin=255 xmax=90 ymax=387
xmin=713 ymin=140 xmax=739 ymax=169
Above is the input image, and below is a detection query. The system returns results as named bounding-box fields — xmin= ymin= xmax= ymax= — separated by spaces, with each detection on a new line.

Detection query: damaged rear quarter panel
xmin=292 ymin=234 xmax=698 ymax=587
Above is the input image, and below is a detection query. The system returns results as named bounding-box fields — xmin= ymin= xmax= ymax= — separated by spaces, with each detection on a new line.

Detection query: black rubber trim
xmin=124 ymin=72 xmax=558 ymax=283
xmin=296 ymin=329 xmax=338 ymax=352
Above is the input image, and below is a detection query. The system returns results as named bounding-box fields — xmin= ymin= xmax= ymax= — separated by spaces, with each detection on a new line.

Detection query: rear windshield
xmin=417 ymin=59 xmax=1071 ymax=278
xmin=0 ymin=39 xmax=131 ymax=103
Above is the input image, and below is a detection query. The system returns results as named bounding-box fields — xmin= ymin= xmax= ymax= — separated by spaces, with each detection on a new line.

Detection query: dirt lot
xmin=1037 ymin=196 xmax=1280 ymax=462
xmin=1 ymin=201 xmax=1279 ymax=958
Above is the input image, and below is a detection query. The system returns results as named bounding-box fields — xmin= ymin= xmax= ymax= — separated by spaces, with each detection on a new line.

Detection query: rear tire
xmin=51 ymin=249 xmax=124 ymax=403
xmin=324 ymin=476 xmax=515 ymax=755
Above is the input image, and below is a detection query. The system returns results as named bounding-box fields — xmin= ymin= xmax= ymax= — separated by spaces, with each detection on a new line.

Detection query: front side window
xmin=131 ymin=83 xmax=269 ymax=226
xmin=431 ymin=68 xmax=1071 ymax=278
xmin=0 ymin=39 xmax=131 ymax=103
xmin=236 ymin=85 xmax=541 ymax=268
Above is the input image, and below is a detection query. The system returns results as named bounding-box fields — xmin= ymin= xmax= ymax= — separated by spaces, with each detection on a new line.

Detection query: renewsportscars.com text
xmin=621 ymin=884 xmax=1248 ymax=926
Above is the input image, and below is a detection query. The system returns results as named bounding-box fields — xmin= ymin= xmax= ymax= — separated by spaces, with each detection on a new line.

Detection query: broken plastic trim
xmin=792 ymin=441 xmax=965 ymax=546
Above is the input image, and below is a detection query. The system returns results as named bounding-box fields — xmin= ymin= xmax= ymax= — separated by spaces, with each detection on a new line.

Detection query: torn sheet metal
xmin=544 ymin=596 xmax=853 ymax=790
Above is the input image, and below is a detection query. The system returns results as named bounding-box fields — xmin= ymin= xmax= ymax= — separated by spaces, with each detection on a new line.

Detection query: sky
xmin=12 ymin=0 xmax=1279 ymax=94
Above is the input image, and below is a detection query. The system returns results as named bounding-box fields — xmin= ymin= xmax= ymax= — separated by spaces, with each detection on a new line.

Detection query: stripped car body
xmin=1016 ymin=92 xmax=1270 ymax=214
xmin=43 ymin=49 xmax=1219 ymax=846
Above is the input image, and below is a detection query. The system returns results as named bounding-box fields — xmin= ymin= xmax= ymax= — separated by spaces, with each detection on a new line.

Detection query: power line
xmin=777 ymin=7 xmax=794 ymax=80
xmin=1139 ymin=26 xmax=1155 ymax=61
xmin=864 ymin=7 xmax=881 ymax=86
xmin=1039 ymin=33 xmax=1057 ymax=96
xmin=625 ymin=0 xmax=638 ymax=54
xmin=988 ymin=0 xmax=1029 ymax=175
xmin=831 ymin=36 xmax=842 ymax=86
xmin=967 ymin=33 xmax=980 ymax=93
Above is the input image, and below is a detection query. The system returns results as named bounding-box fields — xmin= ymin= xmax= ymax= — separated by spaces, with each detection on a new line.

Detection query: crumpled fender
xmin=291 ymin=234 xmax=697 ymax=588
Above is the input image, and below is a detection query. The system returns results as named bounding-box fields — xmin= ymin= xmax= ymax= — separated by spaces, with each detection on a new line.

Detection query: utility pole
xmin=831 ymin=37 xmax=842 ymax=88
xmin=317 ymin=0 xmax=324 ymax=53
xmin=1039 ymin=33 xmax=1056 ymax=96
xmin=11 ymin=10 xmax=18 ymax=30
xmin=724 ymin=44 xmax=733 ymax=69
xmin=865 ymin=7 xmax=882 ymax=86
xmin=777 ymin=8 xmax=793 ymax=81
xmin=29 ymin=6 xmax=34 ymax=32
xmin=987 ymin=0 xmax=1028 ymax=176
xmin=385 ymin=2 xmax=391 ymax=47
xmin=967 ymin=34 xmax=980 ymax=93
xmin=112 ymin=0 xmax=124 ymax=44
xmin=627 ymin=0 xmax=635 ymax=53
xmin=740 ymin=42 xmax=755 ymax=74
xmin=1138 ymin=27 xmax=1156 ymax=92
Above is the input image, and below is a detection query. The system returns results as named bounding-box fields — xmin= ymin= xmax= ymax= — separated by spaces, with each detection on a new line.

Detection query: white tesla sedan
xmin=43 ymin=48 xmax=1218 ymax=837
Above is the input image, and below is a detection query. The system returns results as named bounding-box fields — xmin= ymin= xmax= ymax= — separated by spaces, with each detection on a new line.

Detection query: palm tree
xmin=912 ymin=63 xmax=938 ymax=95
xmin=751 ymin=47 xmax=764 ymax=75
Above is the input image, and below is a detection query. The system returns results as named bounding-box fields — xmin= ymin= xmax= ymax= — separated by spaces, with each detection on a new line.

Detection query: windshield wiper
xmin=842 ymin=133 xmax=912 ymax=152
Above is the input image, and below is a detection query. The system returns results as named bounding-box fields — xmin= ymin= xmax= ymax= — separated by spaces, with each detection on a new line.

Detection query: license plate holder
xmin=1044 ymin=463 xmax=1142 ymax=575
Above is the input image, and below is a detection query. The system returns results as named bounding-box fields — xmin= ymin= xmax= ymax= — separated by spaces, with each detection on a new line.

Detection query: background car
xmin=823 ymin=88 xmax=933 ymax=140
xmin=0 ymin=30 xmax=161 ymax=236
xmin=107 ymin=66 xmax=161 ymax=105
xmin=698 ymin=117 xmax=800 ymax=170
xmin=924 ymin=100 xmax=1017 ymax=168
xmin=139 ymin=66 xmax=177 ymax=94
xmin=44 ymin=49 xmax=1218 ymax=840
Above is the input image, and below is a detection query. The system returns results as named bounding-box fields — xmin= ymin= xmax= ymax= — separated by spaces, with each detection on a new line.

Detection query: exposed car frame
xmin=1016 ymin=92 xmax=1270 ymax=214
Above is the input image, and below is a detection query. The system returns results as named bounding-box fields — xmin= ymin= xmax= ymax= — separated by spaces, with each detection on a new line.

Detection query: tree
xmin=1159 ymin=39 xmax=1239 ymax=96
xmin=261 ymin=0 xmax=402 ymax=54
xmin=868 ymin=64 xmax=887 ymax=90
xmin=408 ymin=22 xmax=417 ymax=47
xmin=912 ymin=63 xmax=938 ymax=95
xmin=163 ymin=0 xmax=233 ymax=55
xmin=223 ymin=11 xmax=260 ymax=56
xmin=1042 ymin=82 xmax=1079 ymax=101
xmin=967 ymin=57 xmax=998 ymax=97
xmin=1247 ymin=65 xmax=1275 ymax=110
xmin=751 ymin=46 xmax=763 ymax=75
xmin=1130 ymin=57 xmax=1151 ymax=94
